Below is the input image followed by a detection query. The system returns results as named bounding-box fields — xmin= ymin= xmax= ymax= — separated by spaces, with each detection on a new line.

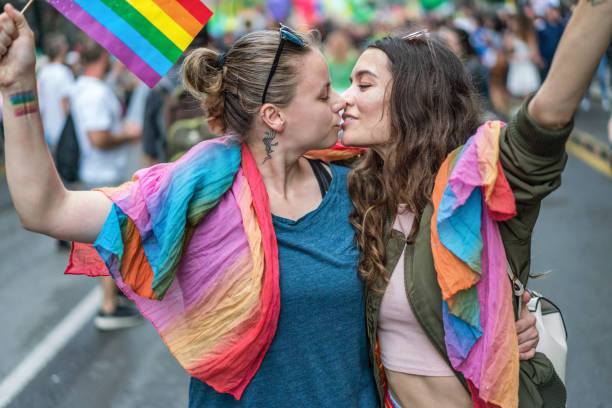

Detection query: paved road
xmin=0 ymin=114 xmax=611 ymax=407
xmin=574 ymin=99 xmax=610 ymax=146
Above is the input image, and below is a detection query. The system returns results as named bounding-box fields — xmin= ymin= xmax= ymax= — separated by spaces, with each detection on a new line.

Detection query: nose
xmin=341 ymin=87 xmax=354 ymax=107
xmin=330 ymin=89 xmax=346 ymax=113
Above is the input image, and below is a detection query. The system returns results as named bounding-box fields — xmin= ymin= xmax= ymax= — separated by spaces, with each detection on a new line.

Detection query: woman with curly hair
xmin=342 ymin=0 xmax=612 ymax=406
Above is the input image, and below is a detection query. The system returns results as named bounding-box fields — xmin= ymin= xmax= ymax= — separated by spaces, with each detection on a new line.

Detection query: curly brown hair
xmin=347 ymin=36 xmax=481 ymax=289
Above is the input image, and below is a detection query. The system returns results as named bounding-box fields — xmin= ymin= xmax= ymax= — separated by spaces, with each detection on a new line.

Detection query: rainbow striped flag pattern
xmin=66 ymin=137 xmax=280 ymax=398
xmin=46 ymin=0 xmax=213 ymax=87
xmin=9 ymin=91 xmax=38 ymax=116
xmin=431 ymin=121 xmax=519 ymax=408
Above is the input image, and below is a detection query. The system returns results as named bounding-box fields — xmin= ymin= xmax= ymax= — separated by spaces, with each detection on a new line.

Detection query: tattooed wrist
xmin=262 ymin=129 xmax=278 ymax=164
xmin=588 ymin=0 xmax=607 ymax=6
xmin=10 ymin=91 xmax=38 ymax=117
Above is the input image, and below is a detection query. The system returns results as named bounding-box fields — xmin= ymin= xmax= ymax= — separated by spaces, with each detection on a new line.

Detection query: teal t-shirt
xmin=188 ymin=164 xmax=377 ymax=407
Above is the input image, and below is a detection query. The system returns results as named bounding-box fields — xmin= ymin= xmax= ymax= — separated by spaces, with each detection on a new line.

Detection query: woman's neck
xmin=246 ymin=138 xmax=307 ymax=199
xmin=246 ymin=134 xmax=326 ymax=221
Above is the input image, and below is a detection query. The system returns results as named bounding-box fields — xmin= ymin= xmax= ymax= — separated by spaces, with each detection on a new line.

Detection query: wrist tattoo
xmin=588 ymin=0 xmax=607 ymax=6
xmin=10 ymin=91 xmax=38 ymax=117
xmin=262 ymin=129 xmax=278 ymax=164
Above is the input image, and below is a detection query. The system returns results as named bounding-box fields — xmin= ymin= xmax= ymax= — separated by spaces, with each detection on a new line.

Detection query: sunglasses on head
xmin=261 ymin=23 xmax=306 ymax=105
xmin=401 ymin=29 xmax=429 ymax=42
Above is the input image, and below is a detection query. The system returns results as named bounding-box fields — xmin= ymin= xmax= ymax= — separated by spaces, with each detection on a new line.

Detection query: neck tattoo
xmin=262 ymin=129 xmax=278 ymax=164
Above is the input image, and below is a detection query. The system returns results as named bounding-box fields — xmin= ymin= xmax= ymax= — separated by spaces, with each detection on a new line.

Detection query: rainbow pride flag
xmin=46 ymin=0 xmax=213 ymax=87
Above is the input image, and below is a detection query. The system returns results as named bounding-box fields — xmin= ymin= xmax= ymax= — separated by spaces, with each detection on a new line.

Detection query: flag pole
xmin=21 ymin=0 xmax=34 ymax=13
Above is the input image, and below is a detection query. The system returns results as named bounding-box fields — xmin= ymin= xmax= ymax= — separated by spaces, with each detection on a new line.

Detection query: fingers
xmin=520 ymin=291 xmax=531 ymax=310
xmin=0 ymin=5 xmax=18 ymax=59
xmin=0 ymin=9 xmax=17 ymax=39
xmin=516 ymin=304 xmax=539 ymax=361
xmin=4 ymin=4 xmax=29 ymax=32
xmin=517 ymin=325 xmax=539 ymax=349
xmin=515 ymin=310 xmax=536 ymax=333
xmin=0 ymin=19 xmax=11 ymax=57
xmin=0 ymin=30 xmax=11 ymax=49
xmin=518 ymin=336 xmax=539 ymax=353
xmin=519 ymin=348 xmax=536 ymax=361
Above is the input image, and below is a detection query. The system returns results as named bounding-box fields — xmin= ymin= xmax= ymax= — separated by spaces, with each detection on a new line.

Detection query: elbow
xmin=88 ymin=131 xmax=112 ymax=150
xmin=19 ymin=212 xmax=61 ymax=238
xmin=19 ymin=214 xmax=44 ymax=234
xmin=526 ymin=94 xmax=573 ymax=131
xmin=89 ymin=137 xmax=107 ymax=149
xmin=16 ymin=191 xmax=66 ymax=235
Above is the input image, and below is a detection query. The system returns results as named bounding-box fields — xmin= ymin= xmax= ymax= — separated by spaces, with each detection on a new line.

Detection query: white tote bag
xmin=527 ymin=291 xmax=568 ymax=384
xmin=508 ymin=265 xmax=568 ymax=384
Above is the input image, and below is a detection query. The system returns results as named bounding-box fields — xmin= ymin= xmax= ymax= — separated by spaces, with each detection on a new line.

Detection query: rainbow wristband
xmin=10 ymin=91 xmax=38 ymax=117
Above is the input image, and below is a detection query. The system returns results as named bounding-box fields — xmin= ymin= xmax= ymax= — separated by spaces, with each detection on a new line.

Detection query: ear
xmin=259 ymin=103 xmax=286 ymax=133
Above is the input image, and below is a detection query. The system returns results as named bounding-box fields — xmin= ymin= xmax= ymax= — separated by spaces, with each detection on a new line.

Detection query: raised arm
xmin=0 ymin=4 xmax=111 ymax=243
xmin=528 ymin=0 xmax=612 ymax=129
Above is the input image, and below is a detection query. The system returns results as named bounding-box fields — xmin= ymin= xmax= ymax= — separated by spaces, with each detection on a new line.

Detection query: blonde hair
xmin=182 ymin=30 xmax=317 ymax=136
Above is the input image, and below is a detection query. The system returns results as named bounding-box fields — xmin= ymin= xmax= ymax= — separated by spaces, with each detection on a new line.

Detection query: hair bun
xmin=182 ymin=48 xmax=226 ymax=133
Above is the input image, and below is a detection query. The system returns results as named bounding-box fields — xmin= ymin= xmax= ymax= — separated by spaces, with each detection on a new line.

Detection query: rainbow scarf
xmin=431 ymin=121 xmax=519 ymax=408
xmin=68 ymin=137 xmax=277 ymax=398
xmin=46 ymin=0 xmax=212 ymax=87
xmin=66 ymin=137 xmax=364 ymax=398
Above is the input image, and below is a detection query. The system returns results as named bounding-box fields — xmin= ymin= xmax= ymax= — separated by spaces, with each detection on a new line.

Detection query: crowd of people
xmin=1 ymin=0 xmax=612 ymax=407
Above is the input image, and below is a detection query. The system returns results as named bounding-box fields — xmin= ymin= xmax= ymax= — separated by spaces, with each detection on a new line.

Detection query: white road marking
xmin=0 ymin=286 xmax=101 ymax=407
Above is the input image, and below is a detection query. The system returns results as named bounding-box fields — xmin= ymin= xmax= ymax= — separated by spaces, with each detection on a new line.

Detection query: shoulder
xmin=77 ymin=78 xmax=117 ymax=103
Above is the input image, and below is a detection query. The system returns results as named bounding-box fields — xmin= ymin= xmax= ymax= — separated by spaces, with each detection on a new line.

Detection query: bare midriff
xmin=385 ymin=369 xmax=473 ymax=408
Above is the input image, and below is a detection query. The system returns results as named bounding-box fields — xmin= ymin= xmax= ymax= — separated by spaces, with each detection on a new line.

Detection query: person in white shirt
xmin=37 ymin=33 xmax=73 ymax=149
xmin=71 ymin=38 xmax=142 ymax=329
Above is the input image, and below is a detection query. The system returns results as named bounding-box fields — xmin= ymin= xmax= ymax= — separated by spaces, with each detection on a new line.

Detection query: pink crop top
xmin=377 ymin=208 xmax=455 ymax=376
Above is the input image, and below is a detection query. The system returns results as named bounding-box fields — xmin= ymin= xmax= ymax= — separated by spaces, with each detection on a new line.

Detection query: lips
xmin=341 ymin=113 xmax=357 ymax=130
xmin=342 ymin=113 xmax=358 ymax=122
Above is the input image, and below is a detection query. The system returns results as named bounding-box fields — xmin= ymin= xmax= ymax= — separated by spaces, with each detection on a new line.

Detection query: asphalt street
xmin=0 ymin=109 xmax=611 ymax=407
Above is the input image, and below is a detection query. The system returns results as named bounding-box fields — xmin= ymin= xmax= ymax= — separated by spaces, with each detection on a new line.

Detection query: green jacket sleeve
xmin=499 ymin=96 xmax=571 ymax=407
xmin=499 ymin=95 xmax=573 ymax=284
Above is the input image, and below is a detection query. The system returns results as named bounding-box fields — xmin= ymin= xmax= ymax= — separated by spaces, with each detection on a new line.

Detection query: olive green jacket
xmin=364 ymin=99 xmax=571 ymax=408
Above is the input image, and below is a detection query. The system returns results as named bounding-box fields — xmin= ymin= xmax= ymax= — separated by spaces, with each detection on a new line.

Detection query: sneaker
xmin=94 ymin=306 xmax=143 ymax=331
xmin=116 ymin=290 xmax=137 ymax=309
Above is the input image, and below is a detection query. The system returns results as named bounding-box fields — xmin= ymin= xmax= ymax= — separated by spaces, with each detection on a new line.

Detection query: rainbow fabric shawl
xmin=431 ymin=121 xmax=519 ymax=408
xmin=46 ymin=0 xmax=213 ymax=87
xmin=65 ymin=138 xmax=365 ymax=398
xmin=67 ymin=136 xmax=279 ymax=398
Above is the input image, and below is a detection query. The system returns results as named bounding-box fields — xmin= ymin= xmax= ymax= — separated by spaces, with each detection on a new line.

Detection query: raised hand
xmin=0 ymin=3 xmax=36 ymax=90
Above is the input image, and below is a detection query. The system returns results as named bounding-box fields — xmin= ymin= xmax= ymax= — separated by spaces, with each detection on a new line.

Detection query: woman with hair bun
xmin=0 ymin=4 xmax=540 ymax=406
xmin=0 ymin=10 xmax=377 ymax=406
xmin=341 ymin=0 xmax=612 ymax=406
